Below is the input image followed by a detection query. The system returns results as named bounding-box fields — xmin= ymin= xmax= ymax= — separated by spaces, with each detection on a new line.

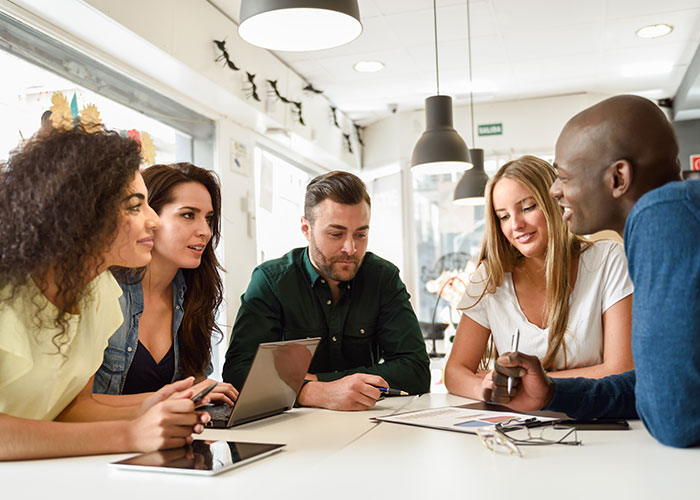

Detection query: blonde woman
xmin=444 ymin=156 xmax=634 ymax=401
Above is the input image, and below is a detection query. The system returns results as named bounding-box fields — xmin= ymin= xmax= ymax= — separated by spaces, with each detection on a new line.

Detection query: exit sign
xmin=691 ymin=154 xmax=700 ymax=171
xmin=478 ymin=123 xmax=503 ymax=136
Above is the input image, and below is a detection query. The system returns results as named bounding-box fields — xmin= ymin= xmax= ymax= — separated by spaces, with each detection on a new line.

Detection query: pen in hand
xmin=377 ymin=387 xmax=409 ymax=397
xmin=507 ymin=329 xmax=520 ymax=395
xmin=191 ymin=382 xmax=217 ymax=405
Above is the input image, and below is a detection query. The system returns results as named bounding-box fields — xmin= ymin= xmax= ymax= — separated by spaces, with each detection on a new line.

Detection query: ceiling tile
xmin=503 ymin=22 xmax=602 ymax=61
xmin=605 ymin=0 xmax=700 ymax=19
xmin=492 ymin=0 xmax=606 ymax=30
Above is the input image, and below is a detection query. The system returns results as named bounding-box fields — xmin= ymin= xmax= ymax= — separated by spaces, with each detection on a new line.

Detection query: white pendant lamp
xmin=411 ymin=0 xmax=472 ymax=175
xmin=239 ymin=0 xmax=362 ymax=52
xmin=454 ymin=0 xmax=488 ymax=205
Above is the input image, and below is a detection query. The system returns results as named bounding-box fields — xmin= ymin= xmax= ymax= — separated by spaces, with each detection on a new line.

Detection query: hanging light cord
xmin=467 ymin=0 xmax=475 ymax=146
xmin=433 ymin=0 xmax=440 ymax=95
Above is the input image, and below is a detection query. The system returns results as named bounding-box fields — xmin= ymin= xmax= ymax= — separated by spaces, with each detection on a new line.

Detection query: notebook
xmin=204 ymin=337 xmax=320 ymax=428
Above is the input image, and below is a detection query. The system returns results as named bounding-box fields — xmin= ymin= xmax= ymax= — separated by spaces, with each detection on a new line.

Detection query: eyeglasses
xmin=477 ymin=418 xmax=582 ymax=457
xmin=477 ymin=426 xmax=523 ymax=457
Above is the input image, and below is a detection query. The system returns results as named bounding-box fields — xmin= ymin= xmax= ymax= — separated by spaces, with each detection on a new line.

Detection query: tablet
xmin=554 ymin=418 xmax=630 ymax=430
xmin=109 ymin=440 xmax=285 ymax=476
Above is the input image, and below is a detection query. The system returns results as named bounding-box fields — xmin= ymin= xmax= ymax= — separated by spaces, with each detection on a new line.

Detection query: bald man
xmin=485 ymin=95 xmax=700 ymax=448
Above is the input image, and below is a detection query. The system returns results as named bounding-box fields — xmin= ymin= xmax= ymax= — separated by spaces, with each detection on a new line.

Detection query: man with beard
xmin=485 ymin=95 xmax=700 ymax=447
xmin=223 ymin=171 xmax=430 ymax=410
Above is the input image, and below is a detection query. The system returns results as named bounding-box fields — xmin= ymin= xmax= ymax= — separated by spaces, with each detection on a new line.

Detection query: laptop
xmin=204 ymin=337 xmax=320 ymax=428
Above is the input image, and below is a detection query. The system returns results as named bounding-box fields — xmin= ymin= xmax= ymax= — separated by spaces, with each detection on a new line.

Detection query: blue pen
xmin=377 ymin=387 xmax=409 ymax=396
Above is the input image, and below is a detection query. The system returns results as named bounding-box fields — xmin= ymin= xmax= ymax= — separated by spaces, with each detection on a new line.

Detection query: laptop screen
xmin=228 ymin=338 xmax=320 ymax=425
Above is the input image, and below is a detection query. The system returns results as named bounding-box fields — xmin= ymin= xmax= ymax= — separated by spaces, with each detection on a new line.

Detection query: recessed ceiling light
xmin=353 ymin=61 xmax=384 ymax=73
xmin=636 ymin=24 xmax=673 ymax=39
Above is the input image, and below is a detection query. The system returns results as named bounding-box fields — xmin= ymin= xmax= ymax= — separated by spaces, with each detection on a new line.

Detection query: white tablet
xmin=109 ymin=440 xmax=285 ymax=476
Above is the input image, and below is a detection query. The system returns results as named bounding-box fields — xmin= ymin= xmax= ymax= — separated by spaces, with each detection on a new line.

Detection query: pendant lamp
xmin=453 ymin=0 xmax=488 ymax=205
xmin=411 ymin=0 xmax=472 ymax=175
xmin=239 ymin=0 xmax=362 ymax=52
xmin=453 ymin=148 xmax=488 ymax=205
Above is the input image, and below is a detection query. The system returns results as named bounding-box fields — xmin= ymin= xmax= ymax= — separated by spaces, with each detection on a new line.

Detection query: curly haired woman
xmin=0 ymin=127 xmax=209 ymax=461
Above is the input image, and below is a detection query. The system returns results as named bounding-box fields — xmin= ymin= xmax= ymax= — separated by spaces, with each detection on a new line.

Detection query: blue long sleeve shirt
xmin=546 ymin=180 xmax=700 ymax=447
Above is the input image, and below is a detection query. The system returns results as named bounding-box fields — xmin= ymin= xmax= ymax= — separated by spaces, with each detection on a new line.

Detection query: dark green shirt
xmin=222 ymin=247 xmax=430 ymax=394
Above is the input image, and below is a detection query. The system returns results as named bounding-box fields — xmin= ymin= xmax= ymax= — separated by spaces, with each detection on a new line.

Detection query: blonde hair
xmin=467 ymin=155 xmax=588 ymax=370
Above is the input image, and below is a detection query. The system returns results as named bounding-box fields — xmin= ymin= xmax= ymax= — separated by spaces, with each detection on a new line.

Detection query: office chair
xmin=419 ymin=321 xmax=449 ymax=358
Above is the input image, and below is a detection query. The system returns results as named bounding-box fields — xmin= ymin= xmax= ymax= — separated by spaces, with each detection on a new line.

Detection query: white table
xmin=2 ymin=393 xmax=697 ymax=500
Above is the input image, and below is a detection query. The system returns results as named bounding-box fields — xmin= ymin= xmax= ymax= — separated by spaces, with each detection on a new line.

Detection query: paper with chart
xmin=374 ymin=406 xmax=560 ymax=434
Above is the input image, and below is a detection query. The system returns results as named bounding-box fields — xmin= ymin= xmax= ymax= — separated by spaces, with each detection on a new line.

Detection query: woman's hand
xmin=139 ymin=377 xmax=198 ymax=415
xmin=193 ymin=379 xmax=238 ymax=407
xmin=479 ymin=370 xmax=495 ymax=401
xmin=128 ymin=398 xmax=209 ymax=452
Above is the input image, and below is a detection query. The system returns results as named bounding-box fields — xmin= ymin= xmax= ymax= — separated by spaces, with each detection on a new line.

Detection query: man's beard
xmin=308 ymin=234 xmax=362 ymax=283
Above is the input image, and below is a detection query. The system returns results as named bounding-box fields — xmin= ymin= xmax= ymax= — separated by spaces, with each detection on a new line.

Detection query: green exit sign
xmin=478 ymin=123 xmax=503 ymax=136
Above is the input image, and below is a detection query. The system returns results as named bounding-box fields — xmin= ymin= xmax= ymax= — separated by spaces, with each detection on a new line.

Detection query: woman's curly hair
xmin=0 ymin=126 xmax=141 ymax=347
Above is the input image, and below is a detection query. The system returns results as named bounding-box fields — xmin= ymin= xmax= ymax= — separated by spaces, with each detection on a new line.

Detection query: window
xmin=413 ymin=172 xmax=485 ymax=332
xmin=411 ymin=154 xmax=552 ymax=349
xmin=253 ymin=148 xmax=311 ymax=263
xmin=0 ymin=10 xmax=214 ymax=166
xmin=364 ymin=170 xmax=404 ymax=271
xmin=0 ymin=49 xmax=185 ymax=164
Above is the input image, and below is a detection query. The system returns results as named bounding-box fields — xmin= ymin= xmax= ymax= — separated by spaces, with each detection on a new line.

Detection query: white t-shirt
xmin=0 ymin=271 xmax=123 ymax=420
xmin=457 ymin=240 xmax=633 ymax=370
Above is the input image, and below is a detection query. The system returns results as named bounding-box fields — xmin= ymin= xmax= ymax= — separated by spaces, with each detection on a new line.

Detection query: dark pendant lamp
xmin=453 ymin=0 xmax=488 ymax=205
xmin=453 ymin=148 xmax=488 ymax=205
xmin=239 ymin=0 xmax=362 ymax=52
xmin=411 ymin=0 xmax=472 ymax=175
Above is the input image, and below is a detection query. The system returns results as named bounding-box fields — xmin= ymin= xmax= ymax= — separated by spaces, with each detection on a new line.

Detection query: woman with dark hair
xmin=0 ymin=128 xmax=209 ymax=461
xmin=94 ymin=163 xmax=238 ymax=404
xmin=444 ymin=156 xmax=634 ymax=401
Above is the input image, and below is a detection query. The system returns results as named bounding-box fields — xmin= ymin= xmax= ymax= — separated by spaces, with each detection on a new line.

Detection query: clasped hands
xmin=480 ymin=352 xmax=555 ymax=411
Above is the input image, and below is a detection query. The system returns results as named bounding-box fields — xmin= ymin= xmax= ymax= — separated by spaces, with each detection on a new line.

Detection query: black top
xmin=122 ymin=340 xmax=175 ymax=394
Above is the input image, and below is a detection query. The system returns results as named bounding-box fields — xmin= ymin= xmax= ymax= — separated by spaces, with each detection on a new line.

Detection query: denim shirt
xmin=93 ymin=270 xmax=189 ymax=395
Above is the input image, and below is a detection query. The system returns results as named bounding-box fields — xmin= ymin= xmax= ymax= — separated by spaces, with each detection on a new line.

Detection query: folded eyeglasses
xmin=476 ymin=417 xmax=582 ymax=457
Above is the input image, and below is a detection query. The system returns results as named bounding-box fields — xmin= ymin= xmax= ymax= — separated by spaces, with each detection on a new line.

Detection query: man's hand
xmin=485 ymin=352 xmax=555 ymax=411
xmin=297 ymin=373 xmax=388 ymax=411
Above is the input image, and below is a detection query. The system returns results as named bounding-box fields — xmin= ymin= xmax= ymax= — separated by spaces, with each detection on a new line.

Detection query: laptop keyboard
xmin=203 ymin=404 xmax=233 ymax=421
